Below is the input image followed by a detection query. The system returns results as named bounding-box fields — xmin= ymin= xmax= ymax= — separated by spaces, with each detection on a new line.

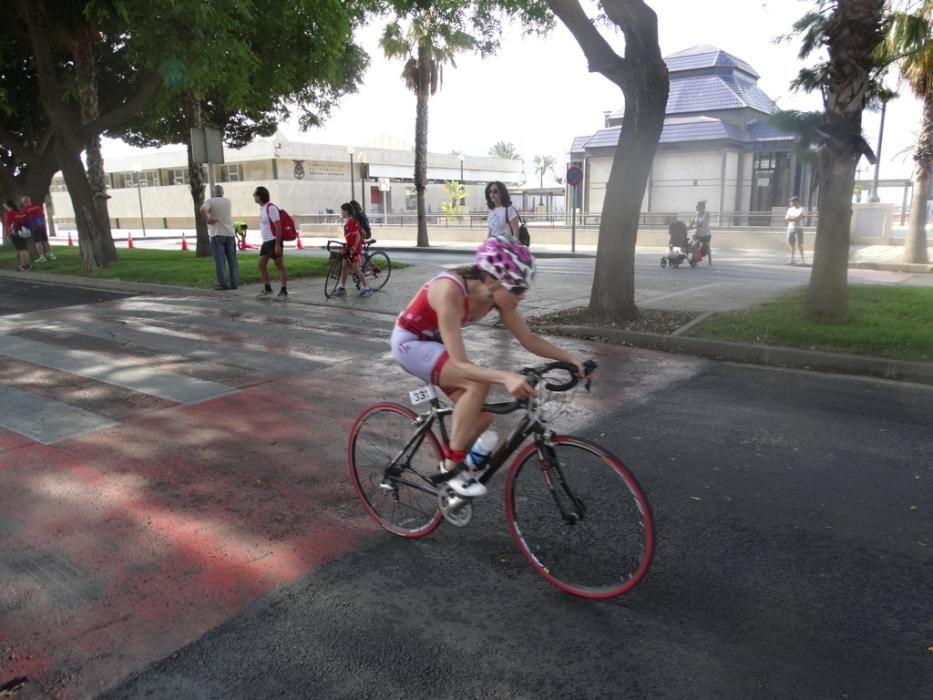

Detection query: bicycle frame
xmin=384 ymin=395 xmax=586 ymax=524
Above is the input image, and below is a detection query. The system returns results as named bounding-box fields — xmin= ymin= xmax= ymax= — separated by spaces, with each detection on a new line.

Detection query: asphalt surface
xmin=103 ymin=359 xmax=933 ymax=699
xmin=0 ymin=278 xmax=131 ymax=316
xmin=2 ymin=280 xmax=931 ymax=699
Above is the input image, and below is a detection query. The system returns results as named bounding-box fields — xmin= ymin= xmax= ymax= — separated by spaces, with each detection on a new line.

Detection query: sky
xmin=102 ymin=0 xmax=924 ymax=201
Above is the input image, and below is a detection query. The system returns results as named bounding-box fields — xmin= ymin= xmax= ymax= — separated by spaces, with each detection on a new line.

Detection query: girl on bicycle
xmin=334 ymin=202 xmax=373 ymax=298
xmin=391 ymin=236 xmax=585 ymax=497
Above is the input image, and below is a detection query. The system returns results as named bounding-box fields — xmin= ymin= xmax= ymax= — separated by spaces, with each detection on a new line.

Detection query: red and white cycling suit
xmin=344 ymin=217 xmax=363 ymax=264
xmin=391 ymin=272 xmax=469 ymax=385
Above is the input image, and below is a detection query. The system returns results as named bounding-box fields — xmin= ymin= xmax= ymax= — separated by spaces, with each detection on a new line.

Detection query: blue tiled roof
xmin=665 ymin=44 xmax=759 ymax=79
xmin=746 ymin=121 xmax=796 ymax=142
xmin=667 ymin=74 xmax=777 ymax=115
xmin=659 ymin=117 xmax=745 ymax=143
xmin=570 ymin=117 xmax=796 ymax=153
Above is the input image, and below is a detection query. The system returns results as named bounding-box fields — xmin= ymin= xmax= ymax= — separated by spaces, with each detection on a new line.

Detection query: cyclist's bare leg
xmin=350 ymin=259 xmax=368 ymax=288
xmin=339 ymin=258 xmax=350 ymax=287
xmin=438 ymin=363 xmax=494 ymax=456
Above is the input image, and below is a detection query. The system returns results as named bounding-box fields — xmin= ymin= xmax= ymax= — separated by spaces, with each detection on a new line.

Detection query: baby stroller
xmin=662 ymin=220 xmax=698 ymax=268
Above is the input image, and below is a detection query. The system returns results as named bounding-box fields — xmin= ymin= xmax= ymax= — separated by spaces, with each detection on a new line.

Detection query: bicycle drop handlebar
xmin=521 ymin=359 xmax=598 ymax=392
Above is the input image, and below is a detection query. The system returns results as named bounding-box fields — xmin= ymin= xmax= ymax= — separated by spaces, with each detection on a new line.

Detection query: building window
xmin=219 ymin=164 xmax=243 ymax=182
xmin=116 ymin=170 xmax=160 ymax=188
xmin=172 ymin=168 xmax=189 ymax=185
xmin=405 ymin=187 xmax=417 ymax=210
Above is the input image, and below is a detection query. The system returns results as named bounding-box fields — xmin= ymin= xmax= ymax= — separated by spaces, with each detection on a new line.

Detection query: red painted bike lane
xmin=0 ymin=332 xmax=697 ymax=698
xmin=0 ymin=366 xmax=388 ymax=699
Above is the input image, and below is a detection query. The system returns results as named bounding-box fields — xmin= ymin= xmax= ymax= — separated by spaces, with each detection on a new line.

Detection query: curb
xmin=851 ymin=261 xmax=933 ymax=273
xmin=541 ymin=324 xmax=933 ymax=385
xmin=0 ymin=269 xmax=219 ymax=297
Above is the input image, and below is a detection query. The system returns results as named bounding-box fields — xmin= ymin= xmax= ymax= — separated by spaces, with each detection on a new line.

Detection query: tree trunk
xmin=413 ymin=42 xmax=431 ymax=247
xmin=20 ymin=0 xmax=113 ymax=269
xmin=904 ymin=93 xmax=932 ymax=264
xmin=73 ymin=30 xmax=117 ymax=263
xmin=590 ymin=66 xmax=668 ymax=322
xmin=805 ymin=0 xmax=885 ymax=322
xmin=55 ymin=134 xmax=105 ymax=272
xmin=184 ymin=94 xmax=211 ymax=256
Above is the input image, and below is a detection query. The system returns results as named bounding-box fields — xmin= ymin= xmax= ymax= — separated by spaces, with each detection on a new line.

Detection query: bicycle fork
xmin=536 ymin=439 xmax=586 ymax=525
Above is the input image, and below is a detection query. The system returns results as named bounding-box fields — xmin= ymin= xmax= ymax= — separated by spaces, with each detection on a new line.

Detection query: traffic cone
xmin=296 ymin=234 xmax=303 ymax=250
xmin=127 ymin=231 xmax=134 ymax=249
xmin=181 ymin=232 xmax=189 ymax=251
xmin=67 ymin=232 xmax=74 ymax=246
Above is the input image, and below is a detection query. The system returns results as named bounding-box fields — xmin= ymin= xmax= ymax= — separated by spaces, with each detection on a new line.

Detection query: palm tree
xmin=489 ymin=141 xmax=521 ymax=160
xmin=533 ymin=155 xmax=556 ymax=205
xmin=886 ymin=1 xmax=932 ymax=264
xmin=380 ymin=15 xmax=474 ymax=247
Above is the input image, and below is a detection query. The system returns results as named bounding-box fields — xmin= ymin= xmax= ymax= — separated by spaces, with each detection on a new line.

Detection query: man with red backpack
xmin=253 ymin=186 xmax=289 ymax=301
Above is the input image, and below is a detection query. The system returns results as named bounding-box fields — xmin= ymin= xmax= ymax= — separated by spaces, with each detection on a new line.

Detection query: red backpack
xmin=266 ymin=203 xmax=298 ymax=241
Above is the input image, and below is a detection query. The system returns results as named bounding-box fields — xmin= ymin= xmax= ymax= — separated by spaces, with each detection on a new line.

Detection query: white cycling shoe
xmin=441 ymin=463 xmax=488 ymax=497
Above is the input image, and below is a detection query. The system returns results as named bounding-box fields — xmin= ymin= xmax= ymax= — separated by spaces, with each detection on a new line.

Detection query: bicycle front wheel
xmin=348 ymin=403 xmax=443 ymax=538
xmin=324 ymin=255 xmax=343 ymax=298
xmin=505 ymin=436 xmax=654 ymax=599
xmin=362 ymin=250 xmax=391 ymax=291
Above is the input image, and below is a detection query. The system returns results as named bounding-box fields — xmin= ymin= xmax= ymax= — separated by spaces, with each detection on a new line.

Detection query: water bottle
xmin=466 ymin=431 xmax=499 ymax=472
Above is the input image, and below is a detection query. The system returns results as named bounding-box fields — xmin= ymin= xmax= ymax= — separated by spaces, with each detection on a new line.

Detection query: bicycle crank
xmin=438 ymin=486 xmax=473 ymax=527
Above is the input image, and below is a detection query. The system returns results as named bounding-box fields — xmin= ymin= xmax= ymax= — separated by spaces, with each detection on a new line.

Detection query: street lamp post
xmin=347 ymin=146 xmax=355 ymax=201
xmin=358 ymin=152 xmax=367 ymax=207
xmin=869 ymin=99 xmax=887 ymax=203
xmin=132 ymin=164 xmax=146 ymax=237
xmin=458 ymin=152 xmax=465 ymax=206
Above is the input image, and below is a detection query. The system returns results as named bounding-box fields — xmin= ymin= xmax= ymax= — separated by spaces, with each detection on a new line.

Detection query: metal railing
xmin=298 ymin=210 xmax=822 ymax=230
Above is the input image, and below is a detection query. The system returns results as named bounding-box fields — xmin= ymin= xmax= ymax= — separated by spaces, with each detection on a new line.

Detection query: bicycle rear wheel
xmin=324 ymin=255 xmax=343 ymax=298
xmin=361 ymin=250 xmax=391 ymax=291
xmin=348 ymin=403 xmax=443 ymax=538
xmin=505 ymin=436 xmax=654 ymax=599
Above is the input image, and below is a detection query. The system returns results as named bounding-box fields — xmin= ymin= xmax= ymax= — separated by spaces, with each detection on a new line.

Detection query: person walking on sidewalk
xmin=485 ymin=181 xmax=522 ymax=241
xmin=784 ymin=196 xmax=806 ymax=265
xmin=333 ymin=202 xmax=373 ymax=297
xmin=200 ymin=185 xmax=239 ymax=290
xmin=3 ymin=200 xmax=32 ymax=271
xmin=253 ymin=186 xmax=288 ymax=301
xmin=687 ymin=200 xmax=712 ymax=265
xmin=19 ymin=196 xmax=55 ymax=262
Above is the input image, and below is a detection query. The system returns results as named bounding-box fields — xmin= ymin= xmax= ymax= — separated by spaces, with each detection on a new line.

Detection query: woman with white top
xmin=485 ymin=181 xmax=521 ymax=240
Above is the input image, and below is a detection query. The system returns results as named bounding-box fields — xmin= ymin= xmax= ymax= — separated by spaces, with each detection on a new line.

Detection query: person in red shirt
xmin=19 ymin=196 xmax=55 ymax=262
xmin=333 ymin=202 xmax=373 ymax=298
xmin=3 ymin=199 xmax=32 ymax=271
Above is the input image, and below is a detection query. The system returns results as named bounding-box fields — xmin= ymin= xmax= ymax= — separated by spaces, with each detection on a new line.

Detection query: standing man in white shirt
xmin=200 ymin=185 xmax=239 ymax=290
xmin=784 ymin=196 xmax=806 ymax=265
xmin=253 ymin=186 xmax=288 ymax=301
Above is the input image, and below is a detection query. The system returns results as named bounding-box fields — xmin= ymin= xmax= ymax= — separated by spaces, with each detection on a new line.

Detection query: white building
xmin=49 ymin=133 xmax=524 ymax=229
xmin=568 ymin=45 xmax=814 ymax=225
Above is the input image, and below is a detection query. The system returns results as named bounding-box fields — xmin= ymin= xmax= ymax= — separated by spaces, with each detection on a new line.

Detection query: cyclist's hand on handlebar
xmin=504 ymin=372 xmax=536 ymax=400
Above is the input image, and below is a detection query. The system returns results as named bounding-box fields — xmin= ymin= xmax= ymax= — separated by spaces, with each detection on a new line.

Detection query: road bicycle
xmin=324 ymin=239 xmax=392 ymax=298
xmin=347 ymin=360 xmax=654 ymax=599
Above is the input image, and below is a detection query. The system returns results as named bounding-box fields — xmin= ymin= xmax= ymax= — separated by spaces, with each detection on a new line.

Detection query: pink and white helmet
xmin=475 ymin=236 xmax=536 ymax=290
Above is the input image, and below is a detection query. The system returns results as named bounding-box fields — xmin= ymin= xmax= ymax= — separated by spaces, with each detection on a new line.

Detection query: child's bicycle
xmin=347 ymin=360 xmax=655 ymax=599
xmin=324 ymin=239 xmax=392 ymax=298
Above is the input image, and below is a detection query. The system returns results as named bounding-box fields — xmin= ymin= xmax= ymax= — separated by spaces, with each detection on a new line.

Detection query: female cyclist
xmin=390 ymin=236 xmax=585 ymax=497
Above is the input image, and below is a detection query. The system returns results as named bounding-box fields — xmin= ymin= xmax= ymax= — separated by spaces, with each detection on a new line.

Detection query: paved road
xmin=0 ymin=278 xmax=130 ymax=316
xmin=0 ymin=284 xmax=930 ymax=698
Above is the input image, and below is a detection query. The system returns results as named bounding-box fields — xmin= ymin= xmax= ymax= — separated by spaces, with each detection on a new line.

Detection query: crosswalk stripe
xmin=0 ymin=335 xmax=236 ymax=405
xmin=0 ymin=385 xmax=119 ymax=445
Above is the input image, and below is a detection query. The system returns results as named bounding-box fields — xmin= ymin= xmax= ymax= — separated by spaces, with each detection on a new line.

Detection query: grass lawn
xmin=686 ymin=284 xmax=933 ymax=362
xmin=1 ymin=245 xmax=336 ymax=288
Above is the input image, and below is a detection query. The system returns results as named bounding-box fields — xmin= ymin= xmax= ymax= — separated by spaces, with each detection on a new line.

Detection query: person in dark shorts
xmin=253 ymin=186 xmax=288 ymax=301
xmin=20 ymin=196 xmax=55 ymax=262
xmin=3 ymin=200 xmax=32 ymax=271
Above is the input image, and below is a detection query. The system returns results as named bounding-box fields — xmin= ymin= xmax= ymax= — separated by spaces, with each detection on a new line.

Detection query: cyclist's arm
xmin=430 ymin=282 xmax=512 ymax=386
xmin=498 ymin=303 xmax=584 ymax=373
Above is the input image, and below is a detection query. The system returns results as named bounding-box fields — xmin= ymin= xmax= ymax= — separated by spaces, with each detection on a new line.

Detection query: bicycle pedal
xmin=438 ymin=486 xmax=473 ymax=527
